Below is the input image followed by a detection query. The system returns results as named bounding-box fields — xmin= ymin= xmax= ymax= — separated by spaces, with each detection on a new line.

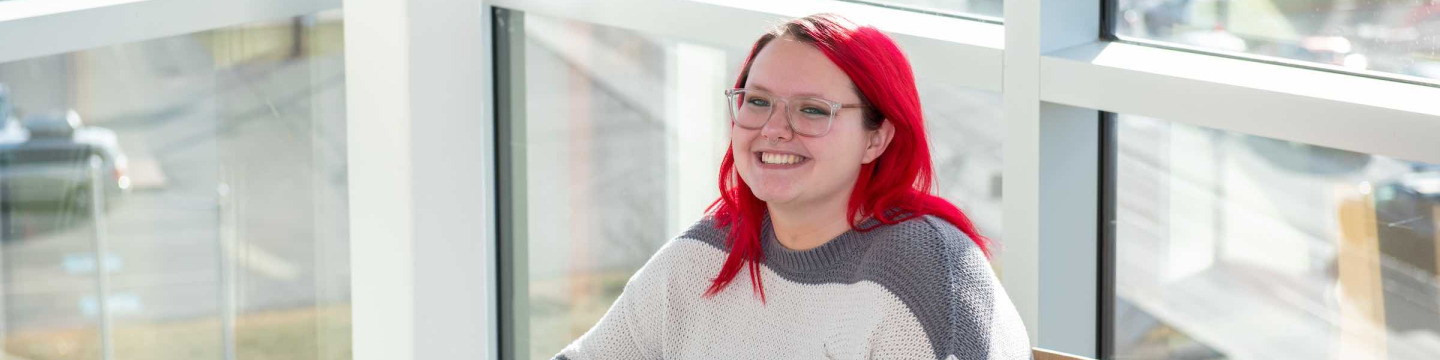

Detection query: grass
xmin=4 ymin=305 xmax=351 ymax=360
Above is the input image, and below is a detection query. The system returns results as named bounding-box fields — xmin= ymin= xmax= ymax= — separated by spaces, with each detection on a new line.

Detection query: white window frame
xmin=0 ymin=0 xmax=340 ymax=63
xmin=7 ymin=0 xmax=1438 ymax=358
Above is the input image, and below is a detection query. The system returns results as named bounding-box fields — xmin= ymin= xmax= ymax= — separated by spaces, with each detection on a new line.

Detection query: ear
xmin=861 ymin=119 xmax=895 ymax=164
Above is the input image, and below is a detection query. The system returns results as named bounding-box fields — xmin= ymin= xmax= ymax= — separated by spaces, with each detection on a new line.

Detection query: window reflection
xmin=0 ymin=11 xmax=350 ymax=360
xmin=865 ymin=0 xmax=1003 ymax=19
xmin=1117 ymin=0 xmax=1440 ymax=81
xmin=1113 ymin=115 xmax=1440 ymax=360
xmin=518 ymin=14 xmax=723 ymax=359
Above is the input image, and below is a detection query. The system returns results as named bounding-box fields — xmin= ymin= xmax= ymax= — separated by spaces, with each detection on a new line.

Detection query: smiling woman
xmin=553 ymin=13 xmax=1030 ymax=359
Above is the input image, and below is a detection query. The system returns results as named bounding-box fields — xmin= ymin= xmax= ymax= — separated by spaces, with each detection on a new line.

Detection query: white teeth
xmin=760 ymin=152 xmax=803 ymax=165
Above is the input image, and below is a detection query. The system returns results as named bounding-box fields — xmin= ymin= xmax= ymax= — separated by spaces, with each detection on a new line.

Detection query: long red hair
xmin=705 ymin=14 xmax=991 ymax=301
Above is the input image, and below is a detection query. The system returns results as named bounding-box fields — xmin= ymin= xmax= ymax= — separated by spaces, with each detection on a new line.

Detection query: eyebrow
xmin=749 ymin=84 xmax=828 ymax=98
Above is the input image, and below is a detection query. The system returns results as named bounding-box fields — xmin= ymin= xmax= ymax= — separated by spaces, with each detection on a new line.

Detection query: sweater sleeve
xmin=956 ymin=258 xmax=1033 ymax=360
xmin=868 ymin=217 xmax=1033 ymax=360
xmin=552 ymin=241 xmax=672 ymax=360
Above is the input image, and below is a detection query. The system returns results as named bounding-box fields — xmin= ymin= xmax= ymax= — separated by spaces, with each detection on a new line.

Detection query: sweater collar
xmin=760 ymin=215 xmax=882 ymax=273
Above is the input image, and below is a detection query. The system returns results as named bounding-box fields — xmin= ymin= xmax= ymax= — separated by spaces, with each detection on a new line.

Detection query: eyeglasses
xmin=723 ymin=88 xmax=866 ymax=137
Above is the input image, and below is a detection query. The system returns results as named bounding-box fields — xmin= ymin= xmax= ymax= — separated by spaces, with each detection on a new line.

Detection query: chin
xmin=738 ymin=165 xmax=809 ymax=205
xmin=749 ymin=190 xmax=785 ymax=203
xmin=748 ymin=183 xmax=801 ymax=204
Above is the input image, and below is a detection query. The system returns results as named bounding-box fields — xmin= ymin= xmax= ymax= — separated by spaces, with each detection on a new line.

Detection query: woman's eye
xmin=800 ymin=107 xmax=829 ymax=116
xmin=746 ymin=98 xmax=771 ymax=107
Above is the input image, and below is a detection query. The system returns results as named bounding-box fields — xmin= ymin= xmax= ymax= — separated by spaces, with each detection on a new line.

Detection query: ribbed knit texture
xmin=554 ymin=215 xmax=1032 ymax=360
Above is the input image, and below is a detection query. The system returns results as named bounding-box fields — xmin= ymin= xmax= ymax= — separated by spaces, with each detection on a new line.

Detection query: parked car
xmin=0 ymin=110 xmax=129 ymax=212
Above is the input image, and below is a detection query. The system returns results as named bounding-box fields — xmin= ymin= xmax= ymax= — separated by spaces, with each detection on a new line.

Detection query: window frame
xmin=1044 ymin=41 xmax=1440 ymax=166
xmin=493 ymin=7 xmax=526 ymax=360
xmin=0 ymin=0 xmax=340 ymax=63
xmin=832 ymin=0 xmax=1004 ymax=25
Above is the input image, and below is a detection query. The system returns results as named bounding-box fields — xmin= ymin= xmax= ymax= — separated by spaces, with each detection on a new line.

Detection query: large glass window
xmin=501 ymin=11 xmax=733 ymax=359
xmin=1110 ymin=114 xmax=1440 ymax=359
xmin=922 ymin=84 xmax=1004 ymax=271
xmin=495 ymin=9 xmax=1004 ymax=360
xmin=0 ymin=10 xmax=350 ymax=360
xmin=1115 ymin=0 xmax=1440 ymax=81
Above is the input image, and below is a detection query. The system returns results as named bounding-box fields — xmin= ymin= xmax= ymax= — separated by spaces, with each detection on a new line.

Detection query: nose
xmin=759 ymin=104 xmax=794 ymax=143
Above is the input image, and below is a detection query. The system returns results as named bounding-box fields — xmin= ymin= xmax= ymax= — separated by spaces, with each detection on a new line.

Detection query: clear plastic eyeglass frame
xmin=724 ymin=88 xmax=867 ymax=137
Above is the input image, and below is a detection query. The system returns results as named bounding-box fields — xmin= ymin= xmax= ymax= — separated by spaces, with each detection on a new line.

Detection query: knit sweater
xmin=554 ymin=215 xmax=1032 ymax=359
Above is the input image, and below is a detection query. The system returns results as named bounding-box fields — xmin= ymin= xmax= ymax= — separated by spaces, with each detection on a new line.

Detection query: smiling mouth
xmin=757 ymin=151 xmax=808 ymax=165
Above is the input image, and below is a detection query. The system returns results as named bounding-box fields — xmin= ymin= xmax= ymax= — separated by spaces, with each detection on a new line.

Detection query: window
xmin=1110 ymin=114 xmax=1440 ymax=359
xmin=860 ymin=0 xmax=1003 ymax=20
xmin=1115 ymin=0 xmax=1440 ymax=82
xmin=496 ymin=11 xmax=735 ymax=359
xmin=922 ymin=85 xmax=1005 ymax=269
xmin=0 ymin=10 xmax=349 ymax=360
xmin=495 ymin=8 xmax=1006 ymax=359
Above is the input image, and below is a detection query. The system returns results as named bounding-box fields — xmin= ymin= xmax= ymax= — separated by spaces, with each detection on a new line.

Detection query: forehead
xmin=746 ymin=38 xmax=857 ymax=101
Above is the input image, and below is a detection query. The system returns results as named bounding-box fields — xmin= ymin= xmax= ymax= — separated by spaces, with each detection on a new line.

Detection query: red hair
xmin=704 ymin=14 xmax=991 ymax=301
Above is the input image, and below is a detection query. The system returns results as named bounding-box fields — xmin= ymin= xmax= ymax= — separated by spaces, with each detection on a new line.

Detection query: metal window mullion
xmin=493 ymin=7 xmax=529 ymax=360
xmin=1006 ymin=0 xmax=1104 ymax=357
xmin=1098 ymin=112 xmax=1117 ymax=360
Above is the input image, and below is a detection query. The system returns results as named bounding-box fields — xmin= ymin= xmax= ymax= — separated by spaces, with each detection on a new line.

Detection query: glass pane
xmin=0 ymin=11 xmax=350 ymax=360
xmin=515 ymin=14 xmax=731 ymax=359
xmin=866 ymin=0 xmax=1003 ymax=19
xmin=1112 ymin=114 xmax=1440 ymax=359
xmin=923 ymin=85 xmax=1004 ymax=272
xmin=1116 ymin=0 xmax=1440 ymax=81
xmin=504 ymin=12 xmax=1005 ymax=359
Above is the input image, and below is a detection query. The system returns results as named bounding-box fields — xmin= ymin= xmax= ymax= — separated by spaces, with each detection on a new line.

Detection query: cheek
xmin=731 ymin=127 xmax=756 ymax=163
xmin=810 ymin=132 xmax=869 ymax=164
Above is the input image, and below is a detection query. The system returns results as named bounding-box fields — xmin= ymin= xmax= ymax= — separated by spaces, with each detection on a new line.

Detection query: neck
xmin=767 ymin=195 xmax=854 ymax=251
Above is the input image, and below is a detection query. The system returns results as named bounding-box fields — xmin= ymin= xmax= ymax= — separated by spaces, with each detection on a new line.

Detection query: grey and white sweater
xmin=555 ymin=215 xmax=1032 ymax=359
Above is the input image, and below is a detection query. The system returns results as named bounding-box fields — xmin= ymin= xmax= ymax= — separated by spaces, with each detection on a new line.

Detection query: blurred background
xmin=1106 ymin=1 xmax=1440 ymax=359
xmin=0 ymin=10 xmax=350 ymax=360
xmin=1116 ymin=0 xmax=1440 ymax=80
xmin=1112 ymin=115 xmax=1440 ymax=360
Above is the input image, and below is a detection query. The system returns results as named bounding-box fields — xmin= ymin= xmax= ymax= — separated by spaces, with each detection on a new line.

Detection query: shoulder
xmin=616 ymin=217 xmax=729 ymax=297
xmin=675 ymin=215 xmax=729 ymax=251
xmin=634 ymin=216 xmax=730 ymax=275
xmin=860 ymin=215 xmax=989 ymax=276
